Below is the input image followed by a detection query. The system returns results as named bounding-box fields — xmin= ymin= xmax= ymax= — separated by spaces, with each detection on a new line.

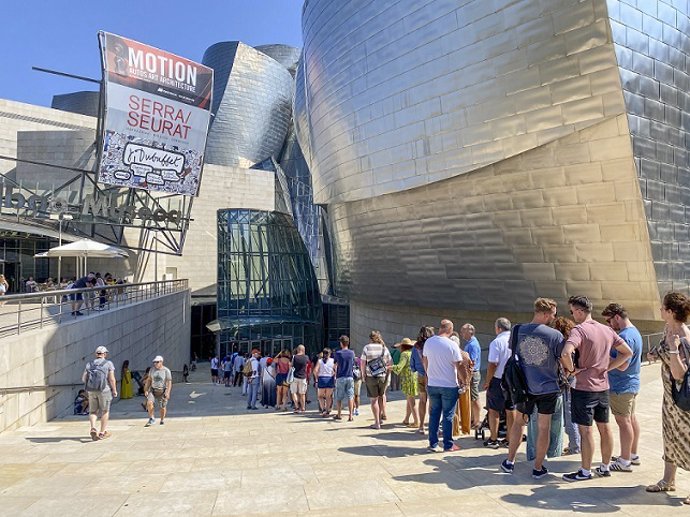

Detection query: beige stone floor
xmin=0 ymin=363 xmax=686 ymax=516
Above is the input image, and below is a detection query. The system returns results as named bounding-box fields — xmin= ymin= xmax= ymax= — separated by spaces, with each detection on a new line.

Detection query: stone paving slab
xmin=0 ymin=363 xmax=687 ymax=515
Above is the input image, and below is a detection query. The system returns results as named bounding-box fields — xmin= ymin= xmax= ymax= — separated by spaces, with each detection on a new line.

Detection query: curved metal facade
xmin=298 ymin=0 xmax=690 ymax=335
xmin=51 ymin=91 xmax=99 ymax=118
xmin=202 ymin=42 xmax=294 ymax=168
xmin=255 ymin=44 xmax=301 ymax=76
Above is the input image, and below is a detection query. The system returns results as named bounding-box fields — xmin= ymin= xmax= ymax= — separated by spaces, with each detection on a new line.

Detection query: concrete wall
xmin=0 ymin=289 xmax=190 ymax=434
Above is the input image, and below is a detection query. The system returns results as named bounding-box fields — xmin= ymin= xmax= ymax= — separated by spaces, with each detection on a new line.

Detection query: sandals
xmin=646 ymin=480 xmax=676 ymax=492
xmin=684 ymin=495 xmax=690 ymax=506
xmin=89 ymin=428 xmax=99 ymax=441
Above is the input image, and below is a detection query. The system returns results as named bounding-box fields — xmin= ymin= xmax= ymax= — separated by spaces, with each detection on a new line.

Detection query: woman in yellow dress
xmin=120 ymin=360 xmax=134 ymax=399
xmin=392 ymin=338 xmax=418 ymax=428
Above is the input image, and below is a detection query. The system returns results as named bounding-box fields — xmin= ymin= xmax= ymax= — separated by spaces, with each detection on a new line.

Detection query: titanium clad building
xmin=296 ymin=0 xmax=690 ymax=344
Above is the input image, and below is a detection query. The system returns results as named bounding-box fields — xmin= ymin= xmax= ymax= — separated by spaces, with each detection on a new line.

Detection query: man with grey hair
xmin=82 ymin=345 xmax=117 ymax=440
xmin=483 ymin=317 xmax=515 ymax=448
xmin=423 ymin=319 xmax=464 ymax=452
xmin=460 ymin=323 xmax=482 ymax=429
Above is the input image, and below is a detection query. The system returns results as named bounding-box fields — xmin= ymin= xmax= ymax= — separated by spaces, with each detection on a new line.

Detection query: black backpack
xmin=502 ymin=324 xmax=531 ymax=405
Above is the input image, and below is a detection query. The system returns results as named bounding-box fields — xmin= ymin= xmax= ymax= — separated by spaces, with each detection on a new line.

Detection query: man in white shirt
xmin=483 ymin=317 xmax=515 ymax=448
xmin=423 ymin=319 xmax=464 ymax=452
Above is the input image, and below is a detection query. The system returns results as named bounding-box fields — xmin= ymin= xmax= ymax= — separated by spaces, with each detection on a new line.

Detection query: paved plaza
xmin=0 ymin=362 xmax=686 ymax=516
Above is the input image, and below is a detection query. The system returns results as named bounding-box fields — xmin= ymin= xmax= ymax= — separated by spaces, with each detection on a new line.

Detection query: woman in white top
xmin=0 ymin=274 xmax=7 ymax=306
xmin=313 ymin=348 xmax=336 ymax=417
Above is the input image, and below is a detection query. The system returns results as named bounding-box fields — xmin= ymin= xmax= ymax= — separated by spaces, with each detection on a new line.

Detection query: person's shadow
xmin=501 ymin=483 xmax=684 ymax=512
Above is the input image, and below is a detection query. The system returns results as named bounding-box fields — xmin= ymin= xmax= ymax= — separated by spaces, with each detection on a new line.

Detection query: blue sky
xmin=0 ymin=0 xmax=304 ymax=107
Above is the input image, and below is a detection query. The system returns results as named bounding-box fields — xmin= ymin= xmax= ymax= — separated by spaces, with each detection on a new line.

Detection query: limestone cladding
xmin=0 ymin=290 xmax=190 ymax=434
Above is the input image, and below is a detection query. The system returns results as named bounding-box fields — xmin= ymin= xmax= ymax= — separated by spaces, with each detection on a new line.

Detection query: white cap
xmin=95 ymin=346 xmax=108 ymax=354
xmin=153 ymin=355 xmax=164 ymax=363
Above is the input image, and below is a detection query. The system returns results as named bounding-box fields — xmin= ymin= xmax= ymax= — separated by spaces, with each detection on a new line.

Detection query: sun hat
xmin=95 ymin=346 xmax=108 ymax=354
xmin=153 ymin=355 xmax=164 ymax=363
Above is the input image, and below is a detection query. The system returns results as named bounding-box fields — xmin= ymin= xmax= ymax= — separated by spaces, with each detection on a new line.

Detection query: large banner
xmin=97 ymin=32 xmax=213 ymax=196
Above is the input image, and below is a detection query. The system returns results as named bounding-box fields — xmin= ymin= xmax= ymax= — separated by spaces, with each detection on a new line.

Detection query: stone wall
xmin=0 ymin=289 xmax=190 ymax=434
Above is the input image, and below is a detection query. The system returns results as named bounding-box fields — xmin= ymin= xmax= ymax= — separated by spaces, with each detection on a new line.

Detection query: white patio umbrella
xmin=35 ymin=238 xmax=128 ymax=277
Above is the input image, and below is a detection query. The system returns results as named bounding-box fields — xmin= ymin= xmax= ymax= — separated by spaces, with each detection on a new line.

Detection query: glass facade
xmin=0 ymin=232 xmax=53 ymax=292
xmin=216 ymin=209 xmax=322 ymax=356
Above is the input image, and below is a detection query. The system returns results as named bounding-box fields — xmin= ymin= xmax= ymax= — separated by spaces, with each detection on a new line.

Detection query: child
xmin=74 ymin=389 xmax=89 ymax=415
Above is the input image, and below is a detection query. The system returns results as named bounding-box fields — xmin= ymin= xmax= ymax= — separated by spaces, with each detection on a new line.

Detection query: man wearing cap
xmin=144 ymin=355 xmax=172 ymax=426
xmin=82 ymin=346 xmax=117 ymax=440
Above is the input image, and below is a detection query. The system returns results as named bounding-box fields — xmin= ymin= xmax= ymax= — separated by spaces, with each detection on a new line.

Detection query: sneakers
xmin=532 ymin=466 xmax=548 ymax=479
xmin=594 ymin=466 xmax=611 ymax=477
xmin=483 ymin=439 xmax=500 ymax=449
xmin=563 ymin=469 xmax=592 ymax=482
xmin=427 ymin=444 xmax=442 ymax=453
xmin=353 ymin=409 xmax=359 ymax=416
xmin=500 ymin=459 xmax=514 ymax=474
xmin=609 ymin=459 xmax=632 ymax=472
xmin=159 ymin=420 xmax=165 ymax=426
xmin=612 ymin=455 xmax=640 ymax=466
xmin=444 ymin=444 xmax=461 ymax=452
xmin=145 ymin=417 xmax=155 ymax=427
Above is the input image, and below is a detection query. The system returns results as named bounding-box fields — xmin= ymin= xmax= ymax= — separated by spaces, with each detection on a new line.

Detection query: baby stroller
xmin=475 ymin=406 xmax=507 ymax=441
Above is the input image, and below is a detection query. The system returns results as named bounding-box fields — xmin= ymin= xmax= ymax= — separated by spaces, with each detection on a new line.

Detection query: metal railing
xmin=0 ymin=279 xmax=188 ymax=337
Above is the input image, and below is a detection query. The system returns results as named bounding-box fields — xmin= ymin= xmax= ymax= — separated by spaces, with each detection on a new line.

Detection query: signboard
xmin=97 ymin=32 xmax=213 ymax=196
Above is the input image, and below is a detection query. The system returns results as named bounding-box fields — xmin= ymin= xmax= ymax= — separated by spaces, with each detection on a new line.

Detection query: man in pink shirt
xmin=561 ymin=295 xmax=632 ymax=482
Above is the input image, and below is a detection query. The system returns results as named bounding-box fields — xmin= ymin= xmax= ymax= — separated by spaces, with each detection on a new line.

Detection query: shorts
xmin=365 ymin=376 xmax=387 ymax=398
xmin=275 ymin=373 xmax=288 ymax=386
xmin=147 ymin=390 xmax=168 ymax=408
xmin=335 ymin=377 xmax=355 ymax=402
xmin=417 ymin=375 xmax=427 ymax=395
xmin=88 ymin=390 xmax=112 ymax=414
xmin=571 ymin=389 xmax=609 ymax=426
xmin=470 ymin=371 xmax=481 ymax=401
xmin=290 ymin=378 xmax=308 ymax=395
xmin=486 ymin=377 xmax=515 ymax=412
xmin=318 ymin=377 xmax=335 ymax=389
xmin=354 ymin=379 xmax=362 ymax=397
xmin=517 ymin=392 xmax=559 ymax=416
xmin=211 ymin=368 xmax=219 ymax=377
xmin=609 ymin=392 xmax=636 ymax=417
xmin=69 ymin=292 xmax=83 ymax=301
xmin=223 ymin=370 xmax=232 ymax=379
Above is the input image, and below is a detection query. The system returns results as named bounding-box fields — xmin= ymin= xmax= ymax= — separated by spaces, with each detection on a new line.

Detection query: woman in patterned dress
xmin=646 ymin=292 xmax=690 ymax=503
xmin=392 ymin=338 xmax=418 ymax=428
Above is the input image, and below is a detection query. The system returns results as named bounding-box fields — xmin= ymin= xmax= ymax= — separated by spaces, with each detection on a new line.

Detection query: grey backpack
xmin=85 ymin=361 xmax=109 ymax=392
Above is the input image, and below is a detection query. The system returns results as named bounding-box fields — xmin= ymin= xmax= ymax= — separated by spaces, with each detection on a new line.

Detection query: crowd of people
xmin=76 ymin=290 xmax=690 ymax=503
xmin=210 ymin=292 xmax=690 ymax=503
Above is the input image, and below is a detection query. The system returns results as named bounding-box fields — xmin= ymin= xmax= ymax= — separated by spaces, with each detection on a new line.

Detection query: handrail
xmin=0 ymin=279 xmax=188 ymax=337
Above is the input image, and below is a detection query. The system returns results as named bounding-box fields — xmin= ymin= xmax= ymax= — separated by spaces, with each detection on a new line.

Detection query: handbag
xmin=286 ymin=366 xmax=295 ymax=384
xmin=671 ymin=341 xmax=690 ymax=411
xmin=367 ymin=346 xmax=388 ymax=378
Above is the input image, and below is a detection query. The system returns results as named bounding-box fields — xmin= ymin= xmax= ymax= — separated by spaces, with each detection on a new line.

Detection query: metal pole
xmin=154 ymin=236 xmax=158 ymax=282
xmin=57 ymin=219 xmax=62 ymax=285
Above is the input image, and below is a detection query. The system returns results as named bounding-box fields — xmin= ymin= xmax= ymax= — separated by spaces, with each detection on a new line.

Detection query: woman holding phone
xmin=646 ymin=292 xmax=690 ymax=503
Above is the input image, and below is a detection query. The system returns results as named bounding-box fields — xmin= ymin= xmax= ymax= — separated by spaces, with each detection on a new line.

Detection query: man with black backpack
xmin=82 ymin=345 xmax=117 ymax=440
xmin=500 ymin=298 xmax=564 ymax=479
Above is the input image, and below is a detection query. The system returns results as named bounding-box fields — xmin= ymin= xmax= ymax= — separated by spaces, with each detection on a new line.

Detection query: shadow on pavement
xmin=25 ymin=436 xmax=92 ymax=443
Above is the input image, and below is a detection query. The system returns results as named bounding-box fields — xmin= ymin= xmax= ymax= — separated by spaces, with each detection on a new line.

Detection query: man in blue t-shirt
xmin=333 ymin=335 xmax=356 ymax=421
xmin=460 ymin=324 xmax=482 ymax=429
xmin=501 ymin=298 xmax=565 ymax=480
xmin=601 ymin=303 xmax=643 ymax=472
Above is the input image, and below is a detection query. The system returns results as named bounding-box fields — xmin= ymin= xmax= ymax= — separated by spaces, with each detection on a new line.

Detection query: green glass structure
xmin=215 ymin=209 xmax=322 ymax=357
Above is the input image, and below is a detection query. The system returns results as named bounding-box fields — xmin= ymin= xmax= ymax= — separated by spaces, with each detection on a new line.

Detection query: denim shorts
xmin=335 ymin=377 xmax=354 ymax=402
xmin=318 ymin=377 xmax=335 ymax=389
